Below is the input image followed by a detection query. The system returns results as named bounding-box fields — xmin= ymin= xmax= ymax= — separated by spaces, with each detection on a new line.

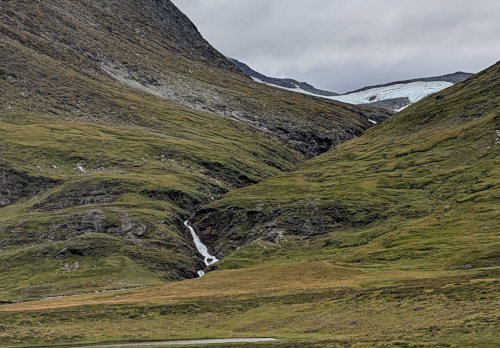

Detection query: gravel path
xmin=71 ymin=338 xmax=277 ymax=347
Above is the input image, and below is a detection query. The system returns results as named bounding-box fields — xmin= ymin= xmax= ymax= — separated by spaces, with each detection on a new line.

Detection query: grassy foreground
xmin=0 ymin=253 xmax=498 ymax=347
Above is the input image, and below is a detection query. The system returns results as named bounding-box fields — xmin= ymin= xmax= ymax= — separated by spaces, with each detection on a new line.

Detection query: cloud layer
xmin=173 ymin=0 xmax=500 ymax=92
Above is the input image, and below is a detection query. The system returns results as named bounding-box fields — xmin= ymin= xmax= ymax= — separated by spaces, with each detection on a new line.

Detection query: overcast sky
xmin=173 ymin=0 xmax=500 ymax=93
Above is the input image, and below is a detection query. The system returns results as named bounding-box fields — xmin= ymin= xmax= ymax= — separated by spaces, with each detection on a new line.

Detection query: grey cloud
xmin=173 ymin=0 xmax=500 ymax=92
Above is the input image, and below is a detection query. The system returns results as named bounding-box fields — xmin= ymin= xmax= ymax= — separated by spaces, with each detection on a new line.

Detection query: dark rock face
xmin=192 ymin=199 xmax=382 ymax=257
xmin=192 ymin=206 xmax=281 ymax=256
xmin=362 ymin=97 xmax=411 ymax=111
xmin=33 ymin=179 xmax=127 ymax=212
xmin=0 ymin=164 xmax=60 ymax=208
xmin=58 ymin=209 xmax=149 ymax=240
xmin=143 ymin=0 xmax=240 ymax=72
xmin=0 ymin=208 xmax=149 ymax=249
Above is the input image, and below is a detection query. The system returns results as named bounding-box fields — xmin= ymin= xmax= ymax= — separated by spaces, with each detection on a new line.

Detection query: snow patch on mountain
xmin=254 ymin=77 xmax=454 ymax=111
xmin=329 ymin=81 xmax=454 ymax=105
xmin=235 ymin=58 xmax=471 ymax=112
xmin=252 ymin=77 xmax=320 ymax=97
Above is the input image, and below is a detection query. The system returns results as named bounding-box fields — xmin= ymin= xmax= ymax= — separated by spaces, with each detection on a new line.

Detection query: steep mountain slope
xmin=0 ymin=0 xmax=389 ymax=299
xmin=231 ymin=57 xmax=472 ymax=111
xmin=1 ymin=0 xmax=388 ymax=157
xmin=1 ymin=64 xmax=498 ymax=348
xmin=193 ymin=62 xmax=500 ymax=268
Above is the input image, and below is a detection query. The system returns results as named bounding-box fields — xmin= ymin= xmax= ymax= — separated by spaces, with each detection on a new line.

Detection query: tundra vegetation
xmin=0 ymin=1 xmax=498 ymax=347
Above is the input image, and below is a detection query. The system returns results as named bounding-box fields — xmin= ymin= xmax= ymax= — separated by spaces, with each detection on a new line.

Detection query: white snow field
xmin=329 ymin=81 xmax=453 ymax=105
xmin=252 ymin=77 xmax=453 ymax=110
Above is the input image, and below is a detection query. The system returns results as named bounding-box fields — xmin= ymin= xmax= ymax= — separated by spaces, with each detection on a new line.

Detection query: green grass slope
xmin=193 ymin=61 xmax=500 ymax=271
xmin=0 ymin=61 xmax=498 ymax=348
xmin=0 ymin=90 xmax=302 ymax=300
xmin=0 ymin=0 xmax=388 ymax=157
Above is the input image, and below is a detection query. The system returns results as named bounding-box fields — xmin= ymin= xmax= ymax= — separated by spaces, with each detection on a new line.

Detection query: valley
xmin=0 ymin=0 xmax=498 ymax=347
xmin=0 ymin=0 xmax=388 ymax=302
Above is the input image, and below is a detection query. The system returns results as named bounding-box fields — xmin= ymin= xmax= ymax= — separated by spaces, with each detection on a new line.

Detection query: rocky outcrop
xmin=192 ymin=199 xmax=383 ymax=257
xmin=32 ymin=179 xmax=127 ymax=212
xmin=0 ymin=209 xmax=148 ymax=248
xmin=57 ymin=209 xmax=149 ymax=241
xmin=362 ymin=97 xmax=410 ymax=110
xmin=0 ymin=164 xmax=60 ymax=208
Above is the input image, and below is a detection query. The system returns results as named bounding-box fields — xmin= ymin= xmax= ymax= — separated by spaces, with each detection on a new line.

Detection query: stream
xmin=184 ymin=220 xmax=219 ymax=276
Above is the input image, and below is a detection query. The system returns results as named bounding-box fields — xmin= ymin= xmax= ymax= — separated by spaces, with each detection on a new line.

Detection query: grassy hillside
xmin=0 ymin=0 xmax=388 ymax=157
xmin=0 ymin=65 xmax=497 ymax=348
xmin=193 ymin=62 xmax=500 ymax=271
xmin=0 ymin=0 xmax=389 ymax=300
xmin=0 ymin=88 xmax=304 ymax=300
xmin=1 ymin=1 xmax=498 ymax=347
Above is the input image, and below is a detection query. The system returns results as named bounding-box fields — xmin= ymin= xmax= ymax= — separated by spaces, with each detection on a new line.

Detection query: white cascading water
xmin=184 ymin=220 xmax=218 ymax=277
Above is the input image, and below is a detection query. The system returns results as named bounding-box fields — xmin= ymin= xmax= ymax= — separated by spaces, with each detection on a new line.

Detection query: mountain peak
xmin=1 ymin=0 xmax=239 ymax=73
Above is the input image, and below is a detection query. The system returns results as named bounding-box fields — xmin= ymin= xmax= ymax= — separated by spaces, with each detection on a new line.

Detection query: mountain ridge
xmin=228 ymin=57 xmax=339 ymax=96
xmin=229 ymin=56 xmax=473 ymax=111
